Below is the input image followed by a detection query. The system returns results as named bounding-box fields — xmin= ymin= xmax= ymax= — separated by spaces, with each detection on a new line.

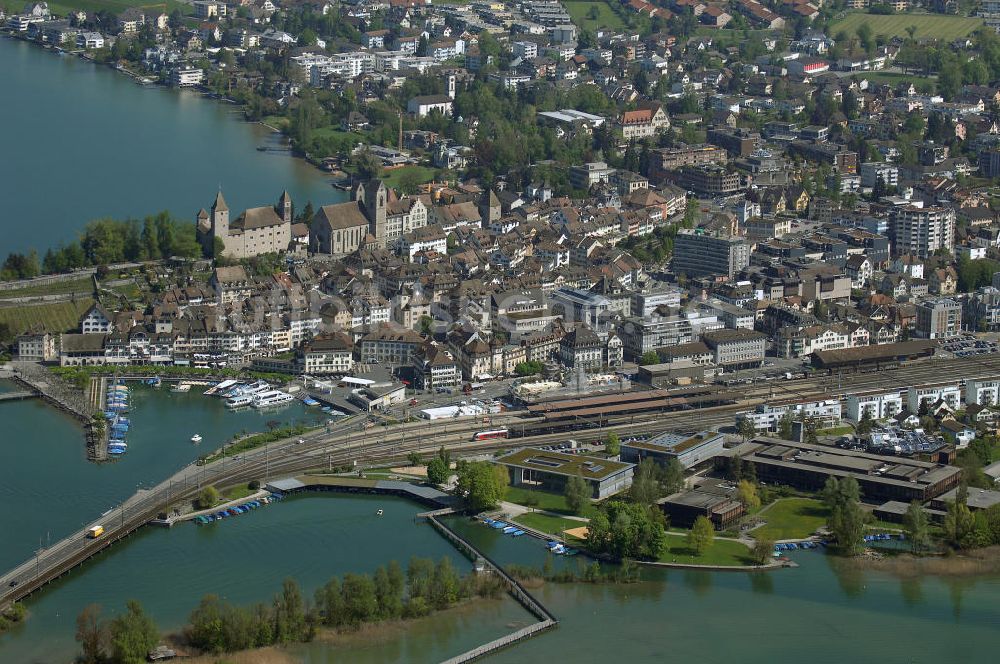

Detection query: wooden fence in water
xmin=424 ymin=514 xmax=557 ymax=663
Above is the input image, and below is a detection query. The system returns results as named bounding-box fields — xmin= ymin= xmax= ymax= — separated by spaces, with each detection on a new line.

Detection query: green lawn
xmin=818 ymin=425 xmax=855 ymax=437
xmin=564 ymin=1 xmax=625 ymax=31
xmin=222 ymin=484 xmax=256 ymax=502
xmin=659 ymin=534 xmax=754 ymax=566
xmin=381 ymin=165 xmax=438 ymax=191
xmin=504 ymin=486 xmax=594 ymax=517
xmin=512 ymin=512 xmax=586 ymax=537
xmin=0 ymin=299 xmax=94 ymax=337
xmin=754 ymin=498 xmax=830 ymax=541
xmin=312 ymin=126 xmax=367 ymax=144
xmin=261 ymin=116 xmax=291 ymax=132
xmin=0 ymin=277 xmax=93 ymax=299
xmin=852 ymin=71 xmax=936 ymax=94
xmin=829 ymin=12 xmax=983 ymax=41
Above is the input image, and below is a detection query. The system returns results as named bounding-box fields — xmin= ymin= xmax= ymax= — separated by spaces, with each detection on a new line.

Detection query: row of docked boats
xmin=479 ymin=516 xmax=579 ymax=555
xmin=218 ymin=380 xmax=295 ymax=410
xmin=483 ymin=517 xmax=527 ymax=537
xmin=193 ymin=493 xmax=282 ymax=525
xmin=105 ymin=381 xmax=131 ymax=456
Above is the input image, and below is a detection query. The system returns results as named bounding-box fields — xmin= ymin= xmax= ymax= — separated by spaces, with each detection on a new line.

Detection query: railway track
xmin=4 ymin=352 xmax=1000 ymax=610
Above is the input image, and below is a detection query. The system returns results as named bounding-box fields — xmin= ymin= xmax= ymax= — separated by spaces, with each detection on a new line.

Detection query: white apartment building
xmin=846 ymin=390 xmax=904 ymax=422
xmin=859 ymin=162 xmax=899 ymax=188
xmin=170 ymin=67 xmax=204 ymax=87
xmin=738 ymin=399 xmax=842 ymax=431
xmin=907 ymin=383 xmax=961 ymax=414
xmin=966 ymin=378 xmax=1000 ymax=406
xmin=890 ymin=205 xmax=955 ymax=258
xmin=285 ymin=312 xmax=322 ymax=346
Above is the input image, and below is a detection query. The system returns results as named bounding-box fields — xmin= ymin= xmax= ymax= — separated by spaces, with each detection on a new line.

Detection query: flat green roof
xmin=497 ymin=447 xmax=634 ymax=481
xmin=623 ymin=431 xmax=723 ymax=455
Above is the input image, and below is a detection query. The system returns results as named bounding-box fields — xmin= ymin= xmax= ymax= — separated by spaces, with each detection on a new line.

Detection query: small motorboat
xmin=376 ymin=509 xmax=384 ymax=516
xmin=191 ymin=434 xmax=202 ymax=443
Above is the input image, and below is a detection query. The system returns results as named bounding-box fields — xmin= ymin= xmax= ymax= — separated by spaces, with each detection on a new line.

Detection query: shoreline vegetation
xmin=843 ymin=546 xmax=1000 ymax=579
xmin=2 ymin=32 xmax=339 ymax=186
xmin=74 ymin=558 xmax=505 ymax=663
xmin=178 ymin=597 xmax=512 ymax=664
xmin=50 ymin=365 xmax=295 ymax=390
xmin=0 ymin=603 xmax=27 ymax=636
xmin=199 ymin=422 xmax=323 ymax=464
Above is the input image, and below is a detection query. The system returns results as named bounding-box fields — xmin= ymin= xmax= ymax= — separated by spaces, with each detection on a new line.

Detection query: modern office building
xmin=621 ymin=431 xmax=726 ymax=469
xmin=673 ymin=230 xmax=751 ymax=278
xmin=729 ymin=438 xmax=962 ymax=503
xmin=496 ymin=448 xmax=634 ymax=499
xmin=914 ymin=297 xmax=962 ymax=339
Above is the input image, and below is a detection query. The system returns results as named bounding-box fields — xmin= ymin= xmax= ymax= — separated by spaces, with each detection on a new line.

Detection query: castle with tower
xmin=197 ymin=190 xmax=294 ymax=259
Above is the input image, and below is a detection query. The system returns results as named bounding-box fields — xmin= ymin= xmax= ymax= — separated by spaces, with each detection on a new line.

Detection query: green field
xmin=564 ymin=1 xmax=626 ymax=31
xmin=754 ymin=498 xmax=830 ymax=541
xmin=659 ymin=534 xmax=754 ymax=566
xmin=829 ymin=12 xmax=983 ymax=41
xmin=0 ymin=299 xmax=94 ymax=337
xmin=512 ymin=512 xmax=586 ymax=537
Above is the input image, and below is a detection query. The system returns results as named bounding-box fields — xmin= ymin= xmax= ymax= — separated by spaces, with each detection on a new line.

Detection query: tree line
xmin=78 ymin=558 xmax=500 ymax=661
xmin=1 ymin=212 xmax=203 ymax=281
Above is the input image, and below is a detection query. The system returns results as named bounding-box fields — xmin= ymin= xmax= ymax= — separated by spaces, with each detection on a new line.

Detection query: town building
xmin=621 ymin=430 xmax=725 ymax=469
xmin=702 ymin=329 xmax=767 ymax=369
xmin=673 ymin=230 xmax=751 ymax=278
xmin=915 ymin=297 xmax=962 ymax=339
xmin=729 ymin=438 xmax=961 ymax=503
xmin=497 ymin=447 xmax=634 ymax=499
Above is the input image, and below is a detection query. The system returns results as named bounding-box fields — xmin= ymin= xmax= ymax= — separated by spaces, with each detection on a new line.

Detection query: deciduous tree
xmin=751 ymin=536 xmax=775 ymax=565
xmin=903 ymin=500 xmax=931 ymax=554
xmin=75 ymin=603 xmax=106 ymax=664
xmin=564 ymin=473 xmax=591 ymax=515
xmin=108 ymin=600 xmax=159 ymax=664
xmin=456 ymin=461 xmax=508 ymax=511
xmin=736 ymin=479 xmax=761 ymax=511
xmin=606 ymin=431 xmax=620 ymax=456
xmin=688 ymin=515 xmax=714 ymax=556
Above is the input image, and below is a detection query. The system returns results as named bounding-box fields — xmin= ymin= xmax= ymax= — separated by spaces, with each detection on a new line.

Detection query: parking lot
xmin=938 ymin=334 xmax=1000 ymax=359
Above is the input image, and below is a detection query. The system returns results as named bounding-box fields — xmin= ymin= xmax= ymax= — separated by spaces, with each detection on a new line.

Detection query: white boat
xmin=241 ymin=380 xmax=271 ymax=395
xmin=376 ymin=509 xmax=384 ymax=516
xmin=191 ymin=434 xmax=202 ymax=443
xmin=205 ymin=379 xmax=239 ymax=396
xmin=171 ymin=383 xmax=192 ymax=393
xmin=252 ymin=390 xmax=294 ymax=408
xmin=226 ymin=394 xmax=254 ymax=409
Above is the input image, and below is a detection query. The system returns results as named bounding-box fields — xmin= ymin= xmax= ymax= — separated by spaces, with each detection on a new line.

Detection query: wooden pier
xmin=424 ymin=514 xmax=557 ymax=663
